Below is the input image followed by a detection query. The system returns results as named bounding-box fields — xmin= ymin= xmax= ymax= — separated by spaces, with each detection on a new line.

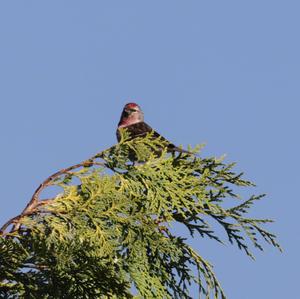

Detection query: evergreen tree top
xmin=0 ymin=131 xmax=281 ymax=298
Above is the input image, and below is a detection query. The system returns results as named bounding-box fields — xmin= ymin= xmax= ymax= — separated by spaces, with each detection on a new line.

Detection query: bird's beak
xmin=122 ymin=109 xmax=131 ymax=117
xmin=124 ymin=108 xmax=134 ymax=114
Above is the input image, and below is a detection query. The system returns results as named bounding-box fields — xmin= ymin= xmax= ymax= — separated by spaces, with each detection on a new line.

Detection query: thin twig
xmin=0 ymin=146 xmax=112 ymax=236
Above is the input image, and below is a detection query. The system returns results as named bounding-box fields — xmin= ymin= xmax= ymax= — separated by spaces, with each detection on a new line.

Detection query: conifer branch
xmin=0 ymin=132 xmax=281 ymax=298
xmin=0 ymin=149 xmax=110 ymax=235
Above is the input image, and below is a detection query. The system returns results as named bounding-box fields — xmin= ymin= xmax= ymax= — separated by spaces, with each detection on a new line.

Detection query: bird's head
xmin=118 ymin=102 xmax=144 ymax=127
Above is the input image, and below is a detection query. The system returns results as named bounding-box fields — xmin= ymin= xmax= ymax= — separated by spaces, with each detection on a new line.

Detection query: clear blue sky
xmin=0 ymin=1 xmax=299 ymax=298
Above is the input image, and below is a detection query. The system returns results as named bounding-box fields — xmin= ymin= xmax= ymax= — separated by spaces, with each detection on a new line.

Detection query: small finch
xmin=116 ymin=103 xmax=192 ymax=154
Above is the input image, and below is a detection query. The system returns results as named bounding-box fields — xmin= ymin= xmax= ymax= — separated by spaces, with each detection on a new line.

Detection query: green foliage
xmin=0 ymin=131 xmax=281 ymax=298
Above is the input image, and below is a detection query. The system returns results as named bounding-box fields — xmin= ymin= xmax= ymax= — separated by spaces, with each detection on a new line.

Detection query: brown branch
xmin=0 ymin=210 xmax=38 ymax=236
xmin=0 ymin=215 xmax=23 ymax=235
xmin=0 ymin=146 xmax=113 ymax=236
xmin=22 ymin=264 xmax=49 ymax=270
xmin=0 ymin=199 xmax=56 ymax=236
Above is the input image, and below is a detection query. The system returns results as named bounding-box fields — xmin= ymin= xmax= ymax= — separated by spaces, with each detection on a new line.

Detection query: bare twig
xmin=0 ymin=147 xmax=112 ymax=236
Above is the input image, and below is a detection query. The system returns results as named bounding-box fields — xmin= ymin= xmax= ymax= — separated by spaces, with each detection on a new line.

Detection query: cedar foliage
xmin=0 ymin=131 xmax=281 ymax=298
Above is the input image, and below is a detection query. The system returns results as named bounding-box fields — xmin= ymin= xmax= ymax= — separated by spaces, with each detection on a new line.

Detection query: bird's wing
xmin=117 ymin=122 xmax=159 ymax=141
xmin=117 ymin=122 xmax=193 ymax=154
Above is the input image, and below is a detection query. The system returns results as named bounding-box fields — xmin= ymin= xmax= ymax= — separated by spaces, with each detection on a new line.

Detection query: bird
xmin=116 ymin=103 xmax=192 ymax=155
